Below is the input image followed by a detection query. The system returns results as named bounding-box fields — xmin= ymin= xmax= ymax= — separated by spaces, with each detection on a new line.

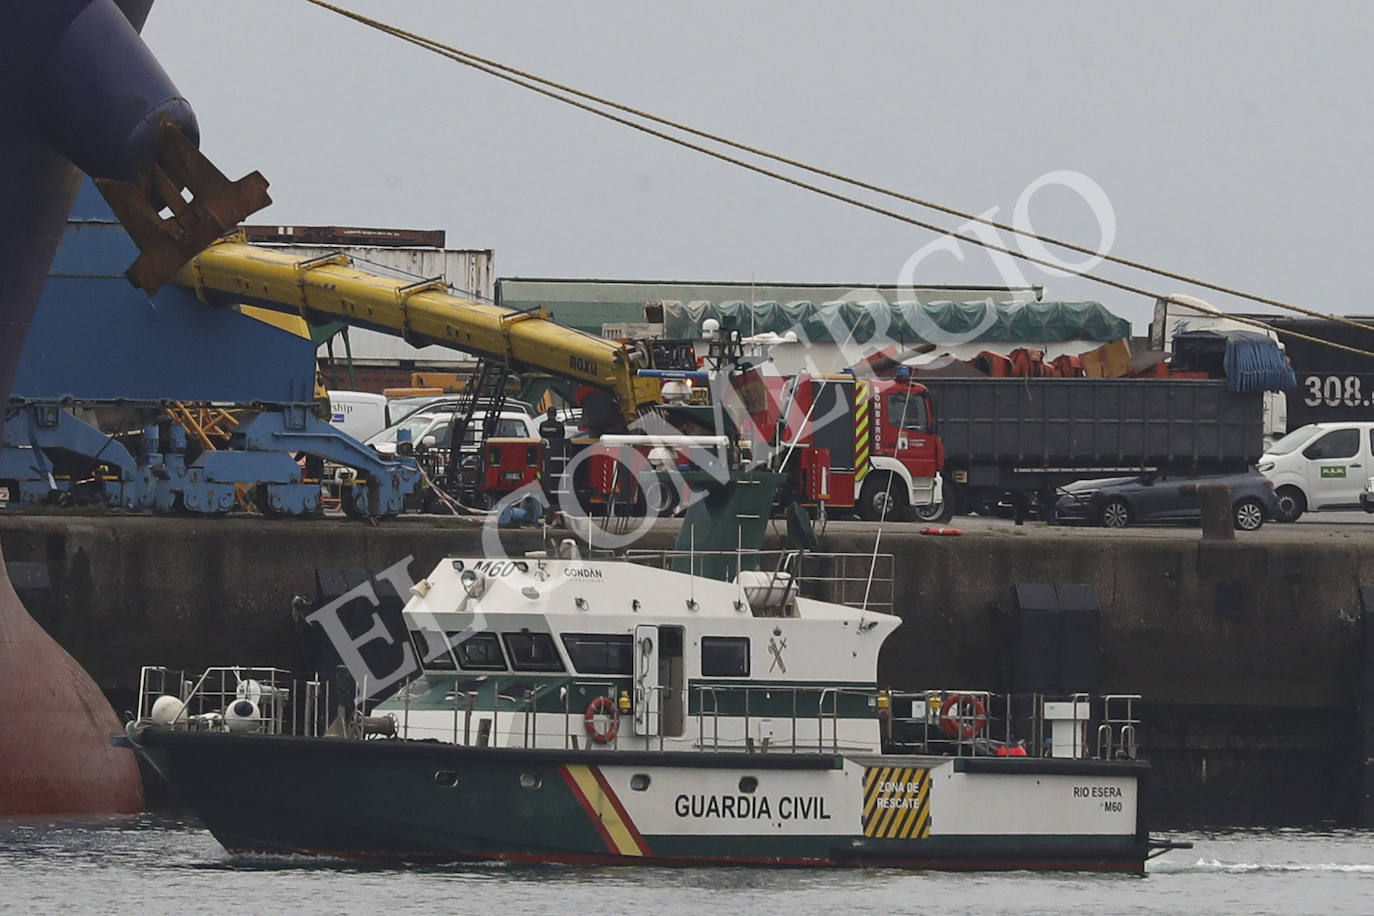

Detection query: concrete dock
xmin=2 ymin=512 xmax=1369 ymax=828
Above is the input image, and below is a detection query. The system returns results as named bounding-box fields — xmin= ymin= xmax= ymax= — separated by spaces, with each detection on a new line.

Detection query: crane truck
xmin=2 ymin=204 xmax=670 ymax=518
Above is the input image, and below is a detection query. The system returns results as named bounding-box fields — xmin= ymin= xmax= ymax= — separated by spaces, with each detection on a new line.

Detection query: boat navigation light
xmin=410 ymin=579 xmax=432 ymax=598
xmin=522 ymin=586 xmax=540 ymax=600
xmin=686 ymin=599 xmax=699 ymax=613
xmin=575 ymin=597 xmax=589 ymax=611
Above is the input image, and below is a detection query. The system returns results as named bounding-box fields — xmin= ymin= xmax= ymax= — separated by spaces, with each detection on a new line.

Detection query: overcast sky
xmin=142 ymin=1 xmax=1373 ymax=334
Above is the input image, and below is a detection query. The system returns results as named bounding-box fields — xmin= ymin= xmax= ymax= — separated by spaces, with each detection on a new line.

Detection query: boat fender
xmin=149 ymin=695 xmax=186 ymax=725
xmin=938 ymin=694 xmax=986 ymax=739
xmin=584 ymin=695 xmax=620 ymax=744
xmin=919 ymin=527 xmax=962 ymax=536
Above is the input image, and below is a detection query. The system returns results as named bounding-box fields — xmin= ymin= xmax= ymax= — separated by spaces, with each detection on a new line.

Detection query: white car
xmin=365 ymin=407 xmax=538 ymax=459
xmin=1257 ymin=422 xmax=1374 ymax=521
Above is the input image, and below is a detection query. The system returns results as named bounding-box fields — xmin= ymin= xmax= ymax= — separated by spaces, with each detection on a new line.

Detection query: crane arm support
xmin=173 ymin=239 xmax=660 ymax=419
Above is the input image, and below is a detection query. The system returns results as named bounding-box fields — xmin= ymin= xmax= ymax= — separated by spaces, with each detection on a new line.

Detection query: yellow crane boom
xmin=173 ymin=237 xmax=662 ymax=421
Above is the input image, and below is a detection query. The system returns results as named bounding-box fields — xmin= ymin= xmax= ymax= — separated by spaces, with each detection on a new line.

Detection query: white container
xmin=1043 ymin=700 xmax=1090 ymax=759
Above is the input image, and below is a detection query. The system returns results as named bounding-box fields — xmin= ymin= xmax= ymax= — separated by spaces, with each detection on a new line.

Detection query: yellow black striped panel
xmin=862 ymin=766 xmax=931 ymax=839
xmin=854 ymin=381 xmax=870 ymax=482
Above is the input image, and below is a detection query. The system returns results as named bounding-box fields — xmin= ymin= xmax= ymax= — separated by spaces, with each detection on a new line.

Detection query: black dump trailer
xmin=919 ymin=377 xmax=1265 ymax=518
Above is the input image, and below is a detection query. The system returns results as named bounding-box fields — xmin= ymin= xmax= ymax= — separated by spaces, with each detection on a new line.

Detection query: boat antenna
xmin=690 ymin=525 xmax=697 ymax=595
xmin=862 ymin=377 xmax=917 ymax=612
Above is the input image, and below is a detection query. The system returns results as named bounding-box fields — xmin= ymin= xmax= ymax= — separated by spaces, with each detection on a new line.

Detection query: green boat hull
xmin=131 ymin=728 xmax=1152 ymax=872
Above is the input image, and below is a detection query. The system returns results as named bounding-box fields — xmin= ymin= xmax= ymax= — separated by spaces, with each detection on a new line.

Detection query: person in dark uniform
xmin=538 ymin=406 xmax=566 ymax=443
xmin=538 ymin=407 xmax=568 ymax=505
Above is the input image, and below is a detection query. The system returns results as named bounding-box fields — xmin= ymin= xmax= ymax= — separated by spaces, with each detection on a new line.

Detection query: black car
xmin=1055 ymin=470 xmax=1279 ymax=530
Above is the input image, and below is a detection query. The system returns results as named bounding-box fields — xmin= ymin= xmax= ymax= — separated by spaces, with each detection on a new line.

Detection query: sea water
xmin=0 ymin=816 xmax=1369 ymax=915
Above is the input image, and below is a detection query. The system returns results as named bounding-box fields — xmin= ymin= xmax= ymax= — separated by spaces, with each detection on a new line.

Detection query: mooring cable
xmin=299 ymin=1 xmax=1374 ymax=359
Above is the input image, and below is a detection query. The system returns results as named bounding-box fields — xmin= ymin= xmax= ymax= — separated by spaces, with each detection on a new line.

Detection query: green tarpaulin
xmin=662 ymin=299 xmax=1130 ymax=344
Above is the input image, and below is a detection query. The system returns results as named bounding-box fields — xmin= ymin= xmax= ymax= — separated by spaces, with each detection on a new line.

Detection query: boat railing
xmin=880 ymin=689 xmax=1145 ymax=760
xmin=691 ymin=683 xmax=874 ymax=754
xmin=136 ymin=665 xmax=313 ymax=736
xmin=1096 ymin=694 xmax=1142 ymax=760
xmin=615 ymin=549 xmax=895 ymax=615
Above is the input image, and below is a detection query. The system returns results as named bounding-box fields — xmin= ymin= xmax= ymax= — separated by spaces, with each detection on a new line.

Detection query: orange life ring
xmin=920 ymin=527 xmax=962 ymax=536
xmin=584 ymin=696 xmax=620 ymax=744
xmin=939 ymin=694 xmax=987 ymax=739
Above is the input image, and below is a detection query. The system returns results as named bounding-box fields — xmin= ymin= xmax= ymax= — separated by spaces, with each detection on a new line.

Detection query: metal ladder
xmin=443 ymin=358 xmax=510 ymax=490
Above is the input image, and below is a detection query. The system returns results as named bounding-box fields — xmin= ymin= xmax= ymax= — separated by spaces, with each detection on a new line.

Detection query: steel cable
xmin=300 ymin=1 xmax=1374 ymax=360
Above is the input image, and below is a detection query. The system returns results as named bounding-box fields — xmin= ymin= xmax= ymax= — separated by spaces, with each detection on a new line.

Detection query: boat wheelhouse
xmin=385 ymin=542 xmax=896 ymax=755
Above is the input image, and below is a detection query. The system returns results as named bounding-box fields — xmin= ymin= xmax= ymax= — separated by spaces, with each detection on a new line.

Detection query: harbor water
xmin=1 ymin=816 xmax=1368 ymax=915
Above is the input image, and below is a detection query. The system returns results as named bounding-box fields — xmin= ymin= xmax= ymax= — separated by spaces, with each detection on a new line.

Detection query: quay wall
xmin=1 ymin=515 xmax=1367 ymax=827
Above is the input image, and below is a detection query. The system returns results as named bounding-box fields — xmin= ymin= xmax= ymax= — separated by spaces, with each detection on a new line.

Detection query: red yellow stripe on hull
xmin=558 ymin=764 xmax=651 ymax=857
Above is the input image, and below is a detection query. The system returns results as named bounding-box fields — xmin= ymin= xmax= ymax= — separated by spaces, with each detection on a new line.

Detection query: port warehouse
xmin=3 ymin=514 xmax=1371 ymax=828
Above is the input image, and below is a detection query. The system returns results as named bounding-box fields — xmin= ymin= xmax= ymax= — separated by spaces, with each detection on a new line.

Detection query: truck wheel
xmin=1274 ymin=486 xmax=1305 ymax=523
xmin=1097 ymin=498 xmax=1132 ymax=529
xmin=859 ymin=475 xmax=909 ymax=522
xmin=913 ymin=498 xmax=954 ymax=523
xmin=1233 ymin=498 xmax=1265 ymax=531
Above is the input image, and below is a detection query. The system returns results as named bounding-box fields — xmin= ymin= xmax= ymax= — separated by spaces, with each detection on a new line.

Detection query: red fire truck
xmin=732 ymin=368 xmax=945 ymax=521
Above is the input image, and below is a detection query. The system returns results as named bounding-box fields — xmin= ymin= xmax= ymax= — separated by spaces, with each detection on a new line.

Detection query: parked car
xmin=1055 ymin=469 xmax=1278 ymax=530
xmin=365 ymin=407 xmax=538 ymax=459
xmin=1257 ymin=422 xmax=1374 ymax=521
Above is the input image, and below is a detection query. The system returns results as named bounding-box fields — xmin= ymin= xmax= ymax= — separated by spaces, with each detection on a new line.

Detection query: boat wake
xmin=1152 ymin=858 xmax=1374 ymax=875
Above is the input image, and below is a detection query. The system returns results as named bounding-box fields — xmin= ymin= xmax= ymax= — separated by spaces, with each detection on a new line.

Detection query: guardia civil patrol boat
xmin=125 ymin=461 xmax=1186 ymax=873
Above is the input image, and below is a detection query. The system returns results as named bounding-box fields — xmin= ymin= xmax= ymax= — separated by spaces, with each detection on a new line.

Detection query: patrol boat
xmin=125 ymin=469 xmax=1186 ymax=872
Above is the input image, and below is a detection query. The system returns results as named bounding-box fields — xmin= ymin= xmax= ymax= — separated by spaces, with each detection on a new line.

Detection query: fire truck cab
xmin=739 ymin=369 xmax=944 ymax=521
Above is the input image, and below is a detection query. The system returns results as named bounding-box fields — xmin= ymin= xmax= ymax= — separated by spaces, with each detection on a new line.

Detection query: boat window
xmin=886 ymin=393 xmax=928 ymax=431
xmin=701 ymin=636 xmax=750 ymax=678
xmin=561 ymin=633 xmax=633 ymax=675
xmin=409 ymin=630 xmax=458 ymax=670
xmin=502 ymin=632 xmax=567 ymax=672
xmin=455 ymin=632 xmax=507 ymax=671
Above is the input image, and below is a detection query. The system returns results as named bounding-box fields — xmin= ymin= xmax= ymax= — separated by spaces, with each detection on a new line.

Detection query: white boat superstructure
xmin=388 ymin=543 xmax=900 ymax=754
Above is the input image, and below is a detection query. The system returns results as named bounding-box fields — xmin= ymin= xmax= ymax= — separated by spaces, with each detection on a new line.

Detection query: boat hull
xmin=131 ymin=728 xmax=1152 ymax=873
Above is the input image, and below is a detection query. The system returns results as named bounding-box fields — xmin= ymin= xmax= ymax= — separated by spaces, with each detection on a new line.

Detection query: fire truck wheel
xmin=858 ymin=474 xmax=909 ymax=522
xmin=913 ymin=498 xmax=954 ymax=523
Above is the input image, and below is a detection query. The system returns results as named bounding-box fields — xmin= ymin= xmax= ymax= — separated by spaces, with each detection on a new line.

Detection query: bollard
xmin=1181 ymin=482 xmax=1234 ymax=540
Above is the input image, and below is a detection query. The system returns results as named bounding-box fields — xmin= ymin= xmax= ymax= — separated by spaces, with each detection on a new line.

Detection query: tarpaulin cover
xmin=662 ymin=299 xmax=1130 ymax=344
xmin=1221 ymin=331 xmax=1297 ymax=392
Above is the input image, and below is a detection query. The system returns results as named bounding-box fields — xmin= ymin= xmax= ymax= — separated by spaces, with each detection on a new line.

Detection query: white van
xmin=326 ymin=391 xmax=388 ymax=443
xmin=1257 ymin=422 xmax=1374 ymax=521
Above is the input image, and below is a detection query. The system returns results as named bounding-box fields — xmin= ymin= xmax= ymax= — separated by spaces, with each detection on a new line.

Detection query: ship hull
xmin=131 ymin=728 xmax=1152 ymax=873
